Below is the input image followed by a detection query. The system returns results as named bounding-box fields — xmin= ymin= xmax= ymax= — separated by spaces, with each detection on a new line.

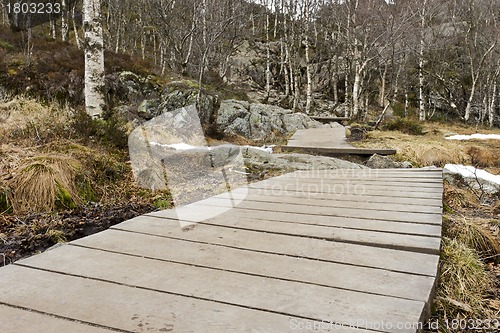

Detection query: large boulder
xmin=106 ymin=71 xmax=160 ymax=105
xmin=242 ymin=147 xmax=366 ymax=171
xmin=160 ymin=82 xmax=218 ymax=124
xmin=215 ymin=99 xmax=322 ymax=141
xmin=366 ymin=154 xmax=413 ymax=169
xmin=108 ymin=73 xmax=217 ymax=126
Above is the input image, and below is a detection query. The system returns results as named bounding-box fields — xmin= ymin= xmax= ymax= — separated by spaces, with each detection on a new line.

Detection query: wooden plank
xmin=284 ymin=128 xmax=397 ymax=155
xmin=288 ymin=169 xmax=443 ymax=178
xmin=160 ymin=203 xmax=442 ymax=237
xmin=70 ymin=229 xmax=436 ymax=302
xmin=251 ymin=182 xmax=443 ymax=199
xmin=0 ymin=305 xmax=115 ymax=333
xmin=246 ymin=186 xmax=443 ymax=207
xmin=259 ymin=178 xmax=443 ymax=193
xmin=194 ymin=197 xmax=442 ymax=225
xmin=275 ymin=176 xmax=444 ymax=187
xmin=281 ymin=175 xmax=444 ymax=183
xmin=114 ymin=214 xmax=440 ymax=276
xmin=212 ymin=191 xmax=443 ymax=214
xmin=282 ymin=146 xmax=397 ymax=156
xmin=311 ymin=116 xmax=350 ymax=122
xmin=145 ymin=210 xmax=440 ymax=253
xmin=1 ymin=265 xmax=362 ymax=333
xmin=16 ymin=245 xmax=426 ymax=333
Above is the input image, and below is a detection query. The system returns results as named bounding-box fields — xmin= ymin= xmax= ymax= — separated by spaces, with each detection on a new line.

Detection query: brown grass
xmin=444 ymin=182 xmax=481 ymax=210
xmin=466 ymin=146 xmax=498 ymax=168
xmin=9 ymin=154 xmax=81 ymax=213
xmin=0 ymin=96 xmax=72 ymax=144
xmin=356 ymin=124 xmax=500 ymax=168
xmin=436 ymin=238 xmax=493 ymax=319
xmin=444 ymin=215 xmax=500 ymax=262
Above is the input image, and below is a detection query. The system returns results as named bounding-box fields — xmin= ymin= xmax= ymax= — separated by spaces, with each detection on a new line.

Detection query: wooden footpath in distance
xmin=0 ymin=168 xmax=443 ymax=333
xmin=282 ymin=127 xmax=397 ymax=156
xmin=311 ymin=116 xmax=351 ymax=124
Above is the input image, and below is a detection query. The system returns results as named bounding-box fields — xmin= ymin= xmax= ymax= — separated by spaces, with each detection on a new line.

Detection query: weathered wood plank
xmin=144 ymin=210 xmax=441 ymax=253
xmin=114 ymin=214 xmax=440 ymax=276
xmin=280 ymin=176 xmax=444 ymax=185
xmin=275 ymin=175 xmax=443 ymax=187
xmin=282 ymin=146 xmax=397 ymax=156
xmin=290 ymin=169 xmax=442 ymax=175
xmin=70 ymin=229 xmax=436 ymax=302
xmin=311 ymin=116 xmax=350 ymax=122
xmin=220 ymin=216 xmax=440 ymax=253
xmin=194 ymin=197 xmax=442 ymax=224
xmin=164 ymin=203 xmax=442 ymax=236
xmin=212 ymin=191 xmax=443 ymax=214
xmin=16 ymin=245 xmax=425 ymax=333
xmin=0 ymin=305 xmax=115 ymax=333
xmin=258 ymin=178 xmax=443 ymax=193
xmin=247 ymin=186 xmax=443 ymax=207
xmin=2 ymin=265 xmax=362 ymax=333
xmin=284 ymin=128 xmax=397 ymax=155
xmin=251 ymin=182 xmax=443 ymax=199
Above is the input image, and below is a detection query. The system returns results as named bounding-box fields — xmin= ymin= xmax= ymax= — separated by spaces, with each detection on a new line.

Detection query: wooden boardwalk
xmin=283 ymin=127 xmax=397 ymax=156
xmin=0 ymin=168 xmax=442 ymax=333
xmin=311 ymin=116 xmax=350 ymax=124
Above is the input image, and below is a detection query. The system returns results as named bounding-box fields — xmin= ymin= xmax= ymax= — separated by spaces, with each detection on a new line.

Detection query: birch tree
xmin=302 ymin=0 xmax=314 ymax=114
xmin=417 ymin=0 xmax=427 ymax=121
xmin=61 ymin=0 xmax=69 ymax=42
xmin=83 ymin=0 xmax=105 ymax=117
xmin=462 ymin=0 xmax=498 ymax=122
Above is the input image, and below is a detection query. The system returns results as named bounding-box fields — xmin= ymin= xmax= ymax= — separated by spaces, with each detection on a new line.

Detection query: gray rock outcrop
xmin=216 ymin=99 xmax=322 ymax=141
xmin=366 ymin=154 xmax=413 ymax=169
xmin=242 ymin=147 xmax=366 ymax=171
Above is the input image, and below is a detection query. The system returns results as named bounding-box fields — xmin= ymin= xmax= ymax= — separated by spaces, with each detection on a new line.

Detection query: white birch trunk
xmin=405 ymin=90 xmax=409 ymax=117
xmin=304 ymin=0 xmax=313 ymax=114
xmin=344 ymin=59 xmax=350 ymax=117
xmin=265 ymin=10 xmax=272 ymax=99
xmin=293 ymin=71 xmax=300 ymax=111
xmin=83 ymin=0 xmax=105 ymax=118
xmin=61 ymin=0 xmax=69 ymax=42
xmin=49 ymin=15 xmax=56 ymax=40
xmin=418 ymin=1 xmax=427 ymax=121
xmin=72 ymin=3 xmax=81 ymax=49
xmin=331 ymin=59 xmax=338 ymax=104
xmin=352 ymin=64 xmax=362 ymax=117
xmin=464 ymin=41 xmax=497 ymax=122
xmin=464 ymin=78 xmax=477 ymax=122
xmin=379 ymin=63 xmax=387 ymax=108
xmin=489 ymin=82 xmax=497 ymax=127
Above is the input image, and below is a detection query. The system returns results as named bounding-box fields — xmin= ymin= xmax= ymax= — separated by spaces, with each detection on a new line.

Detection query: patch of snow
xmin=150 ymin=142 xmax=276 ymax=153
xmin=149 ymin=142 xmax=198 ymax=150
xmin=444 ymin=164 xmax=500 ymax=186
xmin=248 ymin=145 xmax=276 ymax=153
xmin=445 ymin=133 xmax=500 ymax=141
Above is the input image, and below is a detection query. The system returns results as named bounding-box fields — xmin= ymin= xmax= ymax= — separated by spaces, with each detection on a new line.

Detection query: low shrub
xmin=383 ymin=117 xmax=424 ymax=135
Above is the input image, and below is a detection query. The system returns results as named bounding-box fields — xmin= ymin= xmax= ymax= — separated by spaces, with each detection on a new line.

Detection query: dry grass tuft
xmin=436 ymin=238 xmax=492 ymax=318
xmin=444 ymin=183 xmax=481 ymax=210
xmin=493 ymin=201 xmax=500 ymax=216
xmin=0 ymin=96 xmax=72 ymax=143
xmin=409 ymin=144 xmax=468 ymax=167
xmin=444 ymin=215 xmax=500 ymax=262
xmin=466 ymin=146 xmax=498 ymax=168
xmin=9 ymin=154 xmax=81 ymax=213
